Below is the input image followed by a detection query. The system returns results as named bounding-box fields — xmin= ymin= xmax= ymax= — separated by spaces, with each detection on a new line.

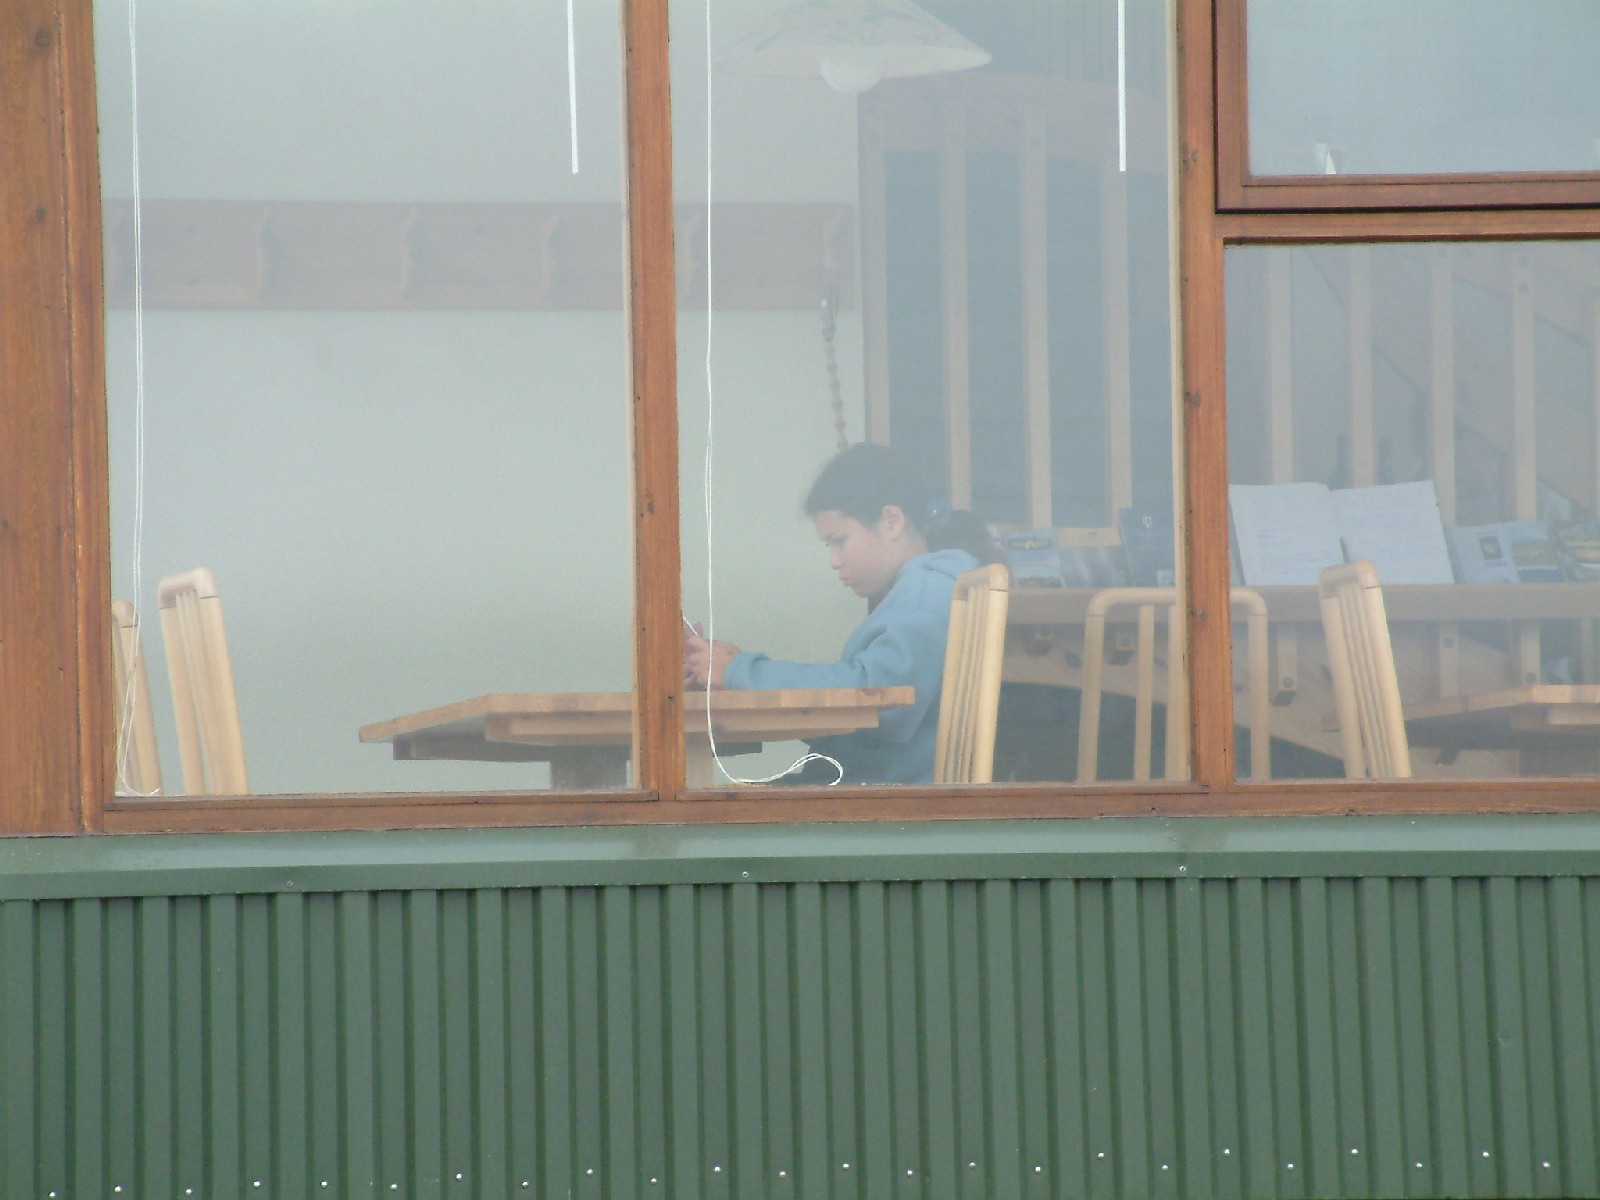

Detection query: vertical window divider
xmin=622 ymin=0 xmax=686 ymax=798
xmin=65 ymin=0 xmax=113 ymax=830
xmin=1179 ymin=0 xmax=1236 ymax=788
xmin=0 ymin=0 xmax=102 ymax=833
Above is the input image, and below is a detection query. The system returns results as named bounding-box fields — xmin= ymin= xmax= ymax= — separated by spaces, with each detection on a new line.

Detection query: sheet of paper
xmin=1228 ymin=482 xmax=1345 ymax=586
xmin=1331 ymin=481 xmax=1456 ymax=585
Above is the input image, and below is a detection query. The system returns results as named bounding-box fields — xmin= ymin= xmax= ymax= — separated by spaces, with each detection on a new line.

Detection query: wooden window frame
xmin=3 ymin=0 xmax=1599 ymax=838
xmin=1213 ymin=0 xmax=1600 ymax=214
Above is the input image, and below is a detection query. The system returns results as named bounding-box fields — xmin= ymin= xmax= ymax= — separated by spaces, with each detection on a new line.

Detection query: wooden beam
xmin=99 ymin=199 xmax=855 ymax=312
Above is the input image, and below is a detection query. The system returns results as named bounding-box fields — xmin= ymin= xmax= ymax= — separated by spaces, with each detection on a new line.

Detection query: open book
xmin=1228 ymin=480 xmax=1456 ymax=587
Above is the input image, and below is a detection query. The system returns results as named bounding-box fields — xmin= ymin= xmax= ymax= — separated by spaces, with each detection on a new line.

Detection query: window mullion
xmin=1180 ymin=0 xmax=1236 ymax=788
xmin=622 ymin=0 xmax=685 ymax=798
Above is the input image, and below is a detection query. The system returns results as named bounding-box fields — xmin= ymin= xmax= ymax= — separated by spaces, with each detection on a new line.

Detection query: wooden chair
xmin=111 ymin=600 xmax=163 ymax=794
xmin=1317 ymin=560 xmax=1411 ymax=779
xmin=933 ymin=563 xmax=1011 ymax=784
xmin=157 ymin=567 xmax=250 ymax=794
xmin=1077 ymin=587 xmax=1272 ymax=782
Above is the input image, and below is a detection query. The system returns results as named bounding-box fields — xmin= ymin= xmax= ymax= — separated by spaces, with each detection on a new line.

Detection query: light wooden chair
xmin=111 ymin=600 xmax=163 ymax=794
xmin=933 ymin=563 xmax=1011 ymax=784
xmin=1077 ymin=587 xmax=1272 ymax=782
xmin=157 ymin=567 xmax=250 ymax=794
xmin=1317 ymin=560 xmax=1411 ymax=779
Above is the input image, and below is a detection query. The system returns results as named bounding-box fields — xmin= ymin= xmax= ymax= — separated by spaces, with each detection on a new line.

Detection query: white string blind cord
xmin=1117 ymin=0 xmax=1128 ymax=172
xmin=117 ymin=0 xmax=158 ymax=795
xmin=567 ymin=0 xmax=580 ymax=173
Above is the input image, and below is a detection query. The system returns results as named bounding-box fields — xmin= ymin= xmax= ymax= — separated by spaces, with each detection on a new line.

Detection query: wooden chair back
xmin=157 ymin=567 xmax=250 ymax=794
xmin=1077 ymin=587 xmax=1272 ymax=782
xmin=933 ymin=563 xmax=1011 ymax=784
xmin=111 ymin=600 xmax=164 ymax=794
xmin=1317 ymin=560 xmax=1412 ymax=779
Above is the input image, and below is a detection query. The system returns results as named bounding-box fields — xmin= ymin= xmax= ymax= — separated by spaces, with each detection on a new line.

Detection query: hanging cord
xmin=1117 ymin=0 xmax=1127 ymax=172
xmin=698 ymin=0 xmax=841 ymax=785
xmin=115 ymin=0 xmax=159 ymax=796
xmin=566 ymin=0 xmax=580 ymax=173
xmin=820 ymin=219 xmax=848 ymax=450
xmin=820 ymin=289 xmax=849 ymax=452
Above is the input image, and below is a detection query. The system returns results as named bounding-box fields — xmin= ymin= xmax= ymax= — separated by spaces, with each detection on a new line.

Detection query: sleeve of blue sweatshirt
xmin=720 ymin=607 xmax=945 ymax=747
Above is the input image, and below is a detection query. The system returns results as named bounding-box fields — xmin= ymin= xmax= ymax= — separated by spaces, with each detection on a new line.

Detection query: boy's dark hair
xmin=803 ymin=442 xmax=999 ymax=564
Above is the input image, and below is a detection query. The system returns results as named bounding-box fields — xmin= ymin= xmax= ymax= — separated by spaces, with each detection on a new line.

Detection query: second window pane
xmin=673 ymin=0 xmax=1184 ymax=785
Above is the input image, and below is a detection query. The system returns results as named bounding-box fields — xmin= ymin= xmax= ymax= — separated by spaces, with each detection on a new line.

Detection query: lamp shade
xmin=717 ymin=0 xmax=990 ymax=93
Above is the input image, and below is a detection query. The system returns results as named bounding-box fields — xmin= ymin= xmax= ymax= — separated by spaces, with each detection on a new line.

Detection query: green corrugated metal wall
xmin=3 ymin=818 xmax=1599 ymax=1199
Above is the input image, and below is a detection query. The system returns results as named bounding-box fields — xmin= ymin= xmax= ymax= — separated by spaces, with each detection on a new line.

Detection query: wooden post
xmin=1103 ymin=163 xmax=1134 ymax=516
xmin=1267 ymin=251 xmax=1294 ymax=482
xmin=623 ymin=0 xmax=685 ymax=794
xmin=1178 ymin=0 xmax=1234 ymax=786
xmin=1267 ymin=250 xmax=1299 ymax=707
xmin=1431 ymin=246 xmax=1461 ymax=698
xmin=940 ymin=103 xmax=972 ymax=508
xmin=1512 ymin=252 xmax=1541 ymax=686
xmin=1020 ymin=105 xmax=1053 ymax=528
xmin=859 ymin=100 xmax=891 ymax=445
xmin=1348 ymin=245 xmax=1375 ymax=486
xmin=0 ymin=0 xmax=106 ymax=832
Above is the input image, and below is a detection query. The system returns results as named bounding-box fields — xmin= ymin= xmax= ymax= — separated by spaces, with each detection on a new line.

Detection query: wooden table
xmin=1004 ymin=581 xmax=1600 ymax=774
xmin=360 ymin=686 xmax=916 ymax=787
xmin=1405 ymin=684 xmax=1600 ymax=774
xmin=1008 ymin=582 xmax=1600 ymax=627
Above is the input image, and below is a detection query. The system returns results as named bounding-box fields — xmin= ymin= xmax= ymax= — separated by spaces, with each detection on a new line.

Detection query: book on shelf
xmin=1001 ymin=528 xmax=1067 ymax=587
xmin=1059 ymin=542 xmax=1130 ymax=588
xmin=1227 ymin=479 xmax=1456 ymax=587
xmin=1553 ymin=519 xmax=1600 ymax=582
xmin=1452 ymin=521 xmax=1561 ymax=588
xmin=1116 ymin=506 xmax=1177 ymax=587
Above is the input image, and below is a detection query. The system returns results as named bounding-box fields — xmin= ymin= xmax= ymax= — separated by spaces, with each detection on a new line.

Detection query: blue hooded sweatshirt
xmin=721 ymin=547 xmax=980 ymax=784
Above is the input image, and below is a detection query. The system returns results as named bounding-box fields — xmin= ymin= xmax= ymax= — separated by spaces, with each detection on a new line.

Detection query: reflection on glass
xmin=97 ymin=0 xmax=633 ymax=794
xmin=1248 ymin=1 xmax=1600 ymax=177
xmin=1227 ymin=242 xmax=1600 ymax=780
xmin=672 ymin=0 xmax=1183 ymax=784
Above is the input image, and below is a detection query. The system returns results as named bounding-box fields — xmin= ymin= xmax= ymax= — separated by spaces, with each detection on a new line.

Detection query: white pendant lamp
xmin=717 ymin=0 xmax=990 ymax=93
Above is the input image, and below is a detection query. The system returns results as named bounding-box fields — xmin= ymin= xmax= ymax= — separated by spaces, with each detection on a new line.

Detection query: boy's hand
xmin=683 ymin=634 xmax=739 ymax=689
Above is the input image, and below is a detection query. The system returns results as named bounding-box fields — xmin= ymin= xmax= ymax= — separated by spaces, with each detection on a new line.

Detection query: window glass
xmin=97 ymin=0 xmax=635 ymax=794
xmin=1248 ymin=1 xmax=1600 ymax=177
xmin=671 ymin=0 xmax=1185 ymax=785
xmin=1227 ymin=241 xmax=1600 ymax=780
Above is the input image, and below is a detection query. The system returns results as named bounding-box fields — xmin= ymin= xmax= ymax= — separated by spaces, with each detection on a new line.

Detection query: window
xmin=96 ymin=0 xmax=638 ymax=798
xmin=671 ymin=0 xmax=1189 ymax=787
xmin=1215 ymin=0 xmax=1600 ymax=210
xmin=4 ymin=0 xmax=1599 ymax=836
xmin=1226 ymin=241 xmax=1600 ymax=781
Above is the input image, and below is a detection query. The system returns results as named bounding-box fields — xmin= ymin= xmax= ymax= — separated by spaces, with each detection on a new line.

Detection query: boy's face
xmin=812 ymin=505 xmax=918 ymax=602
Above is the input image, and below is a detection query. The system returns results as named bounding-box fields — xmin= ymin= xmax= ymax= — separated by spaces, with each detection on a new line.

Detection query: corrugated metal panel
xmin=5 ymin=874 xmax=1600 ymax=1198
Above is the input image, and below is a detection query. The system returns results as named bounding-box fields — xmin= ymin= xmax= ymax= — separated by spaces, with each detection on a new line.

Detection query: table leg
xmin=686 ymin=742 xmax=715 ymax=787
xmin=1518 ymin=743 xmax=1600 ymax=777
xmin=547 ymin=748 xmax=630 ymax=790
